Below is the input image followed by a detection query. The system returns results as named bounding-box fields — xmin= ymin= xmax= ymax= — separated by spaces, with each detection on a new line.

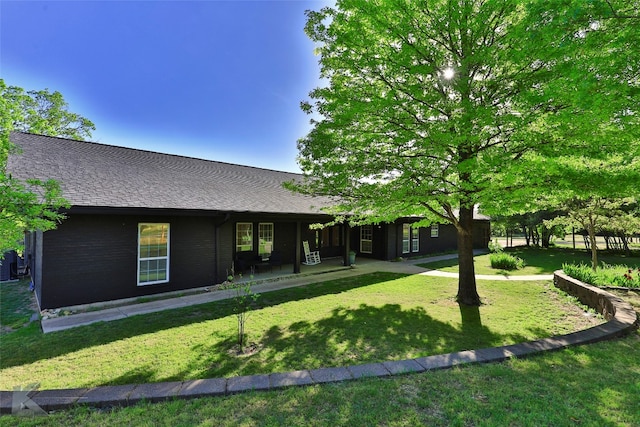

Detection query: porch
xmin=232 ymin=256 xmax=354 ymax=285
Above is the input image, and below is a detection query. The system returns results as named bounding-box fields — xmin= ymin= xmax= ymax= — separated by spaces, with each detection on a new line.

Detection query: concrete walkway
xmin=40 ymin=257 xmax=419 ymax=333
xmin=41 ymin=252 xmax=547 ymax=333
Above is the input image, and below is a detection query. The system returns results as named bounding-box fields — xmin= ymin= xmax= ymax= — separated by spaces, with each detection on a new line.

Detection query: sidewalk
xmin=40 ymin=251 xmax=548 ymax=333
xmin=40 ymin=256 xmax=428 ymax=333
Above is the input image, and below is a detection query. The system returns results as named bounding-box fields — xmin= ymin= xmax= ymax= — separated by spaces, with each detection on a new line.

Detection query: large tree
xmin=1 ymin=80 xmax=95 ymax=254
xmin=291 ymin=0 xmax=640 ymax=305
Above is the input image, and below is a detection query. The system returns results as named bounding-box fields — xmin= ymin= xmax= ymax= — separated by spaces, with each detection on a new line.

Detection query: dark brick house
xmin=7 ymin=132 xmax=490 ymax=309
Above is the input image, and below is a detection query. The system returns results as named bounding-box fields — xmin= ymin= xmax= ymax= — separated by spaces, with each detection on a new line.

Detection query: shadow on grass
xmin=0 ymin=272 xmax=407 ymax=369
xmin=167 ymin=301 xmax=532 ymax=382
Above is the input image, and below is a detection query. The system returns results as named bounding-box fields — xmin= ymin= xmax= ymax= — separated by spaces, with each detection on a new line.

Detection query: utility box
xmin=0 ymin=251 xmax=18 ymax=282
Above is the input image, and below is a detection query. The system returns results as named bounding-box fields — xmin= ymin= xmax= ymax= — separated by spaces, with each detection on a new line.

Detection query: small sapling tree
xmin=224 ymin=263 xmax=260 ymax=353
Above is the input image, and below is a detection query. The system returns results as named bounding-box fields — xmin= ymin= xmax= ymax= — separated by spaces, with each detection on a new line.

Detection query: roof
xmin=7 ymin=132 xmax=332 ymax=215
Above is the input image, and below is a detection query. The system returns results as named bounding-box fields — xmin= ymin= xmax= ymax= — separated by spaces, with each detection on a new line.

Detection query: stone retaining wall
xmin=554 ymin=270 xmax=639 ymax=336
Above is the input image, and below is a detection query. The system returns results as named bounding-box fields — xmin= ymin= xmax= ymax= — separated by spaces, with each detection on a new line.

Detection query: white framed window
xmin=360 ymin=225 xmax=373 ymax=253
xmin=236 ymin=223 xmax=253 ymax=252
xmin=412 ymin=227 xmax=420 ymax=252
xmin=258 ymin=223 xmax=274 ymax=258
xmin=402 ymin=224 xmax=410 ymax=253
xmin=431 ymin=224 xmax=439 ymax=238
xmin=138 ymin=223 xmax=170 ymax=286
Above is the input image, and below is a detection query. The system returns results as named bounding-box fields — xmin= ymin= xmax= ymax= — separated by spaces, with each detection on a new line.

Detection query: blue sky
xmin=1 ymin=0 xmax=331 ymax=172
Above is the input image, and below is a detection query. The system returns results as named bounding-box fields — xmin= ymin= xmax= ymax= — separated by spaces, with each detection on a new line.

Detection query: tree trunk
xmin=541 ymin=225 xmax=551 ymax=248
xmin=588 ymin=223 xmax=598 ymax=272
xmin=621 ymin=233 xmax=631 ymax=257
xmin=523 ymin=226 xmax=531 ymax=246
xmin=456 ymin=206 xmax=481 ymax=306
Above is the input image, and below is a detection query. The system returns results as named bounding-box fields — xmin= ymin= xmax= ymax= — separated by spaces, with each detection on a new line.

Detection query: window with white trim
xmin=236 ymin=223 xmax=253 ymax=252
xmin=258 ymin=223 xmax=273 ymax=258
xmin=138 ymin=223 xmax=169 ymax=286
xmin=430 ymin=224 xmax=439 ymax=238
xmin=402 ymin=224 xmax=410 ymax=253
xmin=360 ymin=225 xmax=373 ymax=253
xmin=412 ymin=227 xmax=420 ymax=252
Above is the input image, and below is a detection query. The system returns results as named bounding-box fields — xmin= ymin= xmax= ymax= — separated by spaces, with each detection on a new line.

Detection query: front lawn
xmin=4 ymin=330 xmax=639 ymax=426
xmin=419 ymin=247 xmax=640 ymax=276
xmin=0 ymin=272 xmax=599 ymax=390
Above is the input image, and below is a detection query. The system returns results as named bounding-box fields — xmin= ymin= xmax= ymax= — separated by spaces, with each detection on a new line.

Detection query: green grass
xmin=0 ymin=273 xmax=599 ymax=390
xmin=3 ymin=334 xmax=639 ymax=426
xmin=2 ymin=269 xmax=639 ymax=426
xmin=0 ymin=278 xmax=36 ymax=333
xmin=420 ymin=247 xmax=640 ymax=276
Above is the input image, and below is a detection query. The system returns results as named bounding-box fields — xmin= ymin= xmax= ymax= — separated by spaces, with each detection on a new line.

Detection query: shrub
xmin=562 ymin=263 xmax=598 ymax=285
xmin=490 ymin=252 xmax=525 ymax=270
xmin=488 ymin=239 xmax=503 ymax=253
xmin=562 ymin=262 xmax=640 ymax=289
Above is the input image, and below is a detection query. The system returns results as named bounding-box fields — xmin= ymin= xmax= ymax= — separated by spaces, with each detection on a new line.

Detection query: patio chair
xmin=235 ymin=250 xmax=260 ymax=274
xmin=302 ymin=241 xmax=321 ymax=265
xmin=269 ymin=250 xmax=283 ymax=271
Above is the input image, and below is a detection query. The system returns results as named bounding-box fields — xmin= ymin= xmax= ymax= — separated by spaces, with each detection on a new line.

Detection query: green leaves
xmin=1 ymin=79 xmax=91 ymax=254
xmin=295 ymin=0 xmax=639 ymax=225
xmin=0 ymin=175 xmax=69 ymax=254
xmin=0 ymin=79 xmax=95 ymax=141
xmin=291 ymin=0 xmax=639 ymax=303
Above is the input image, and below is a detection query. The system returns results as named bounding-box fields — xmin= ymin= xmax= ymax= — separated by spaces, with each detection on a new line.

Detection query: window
xmin=403 ymin=224 xmax=420 ymax=253
xmin=321 ymin=225 xmax=341 ymax=248
xmin=412 ymin=227 xmax=420 ymax=252
xmin=258 ymin=223 xmax=273 ymax=257
xmin=431 ymin=224 xmax=439 ymax=238
xmin=331 ymin=225 xmax=341 ymax=246
xmin=321 ymin=227 xmax=330 ymax=247
xmin=138 ymin=223 xmax=169 ymax=286
xmin=360 ymin=225 xmax=373 ymax=253
xmin=236 ymin=223 xmax=253 ymax=252
xmin=402 ymin=224 xmax=410 ymax=253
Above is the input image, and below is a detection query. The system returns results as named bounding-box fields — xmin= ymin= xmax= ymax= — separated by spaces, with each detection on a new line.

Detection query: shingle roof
xmin=7 ymin=132 xmax=332 ymax=215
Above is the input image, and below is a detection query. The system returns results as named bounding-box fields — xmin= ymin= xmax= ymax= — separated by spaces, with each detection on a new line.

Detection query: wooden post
xmin=344 ymin=223 xmax=351 ymax=266
xmin=294 ymin=221 xmax=301 ymax=274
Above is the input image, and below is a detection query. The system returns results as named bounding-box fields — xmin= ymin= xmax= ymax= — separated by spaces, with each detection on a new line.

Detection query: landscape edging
xmin=2 ymin=270 xmax=638 ymax=415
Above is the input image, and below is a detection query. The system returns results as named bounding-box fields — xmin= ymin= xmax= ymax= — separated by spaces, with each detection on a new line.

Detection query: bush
xmin=488 ymin=239 xmax=503 ymax=253
xmin=562 ymin=263 xmax=598 ymax=285
xmin=490 ymin=252 xmax=525 ymax=270
xmin=562 ymin=262 xmax=640 ymax=289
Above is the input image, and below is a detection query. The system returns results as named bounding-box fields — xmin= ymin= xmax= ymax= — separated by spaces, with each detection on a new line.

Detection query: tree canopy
xmin=547 ymin=197 xmax=640 ymax=270
xmin=291 ymin=0 xmax=640 ymax=305
xmin=1 ymin=80 xmax=94 ymax=254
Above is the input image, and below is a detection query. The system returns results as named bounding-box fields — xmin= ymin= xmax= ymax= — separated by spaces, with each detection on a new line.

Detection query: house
xmin=7 ymin=132 xmax=490 ymax=309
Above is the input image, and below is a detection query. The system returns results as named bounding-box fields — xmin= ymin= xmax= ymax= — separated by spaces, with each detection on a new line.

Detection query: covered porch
xmin=231 ymin=256 xmax=353 ymax=285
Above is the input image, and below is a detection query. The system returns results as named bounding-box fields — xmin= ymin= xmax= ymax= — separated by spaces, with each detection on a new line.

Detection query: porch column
xmin=344 ymin=223 xmax=351 ymax=266
xmin=294 ymin=221 xmax=301 ymax=274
